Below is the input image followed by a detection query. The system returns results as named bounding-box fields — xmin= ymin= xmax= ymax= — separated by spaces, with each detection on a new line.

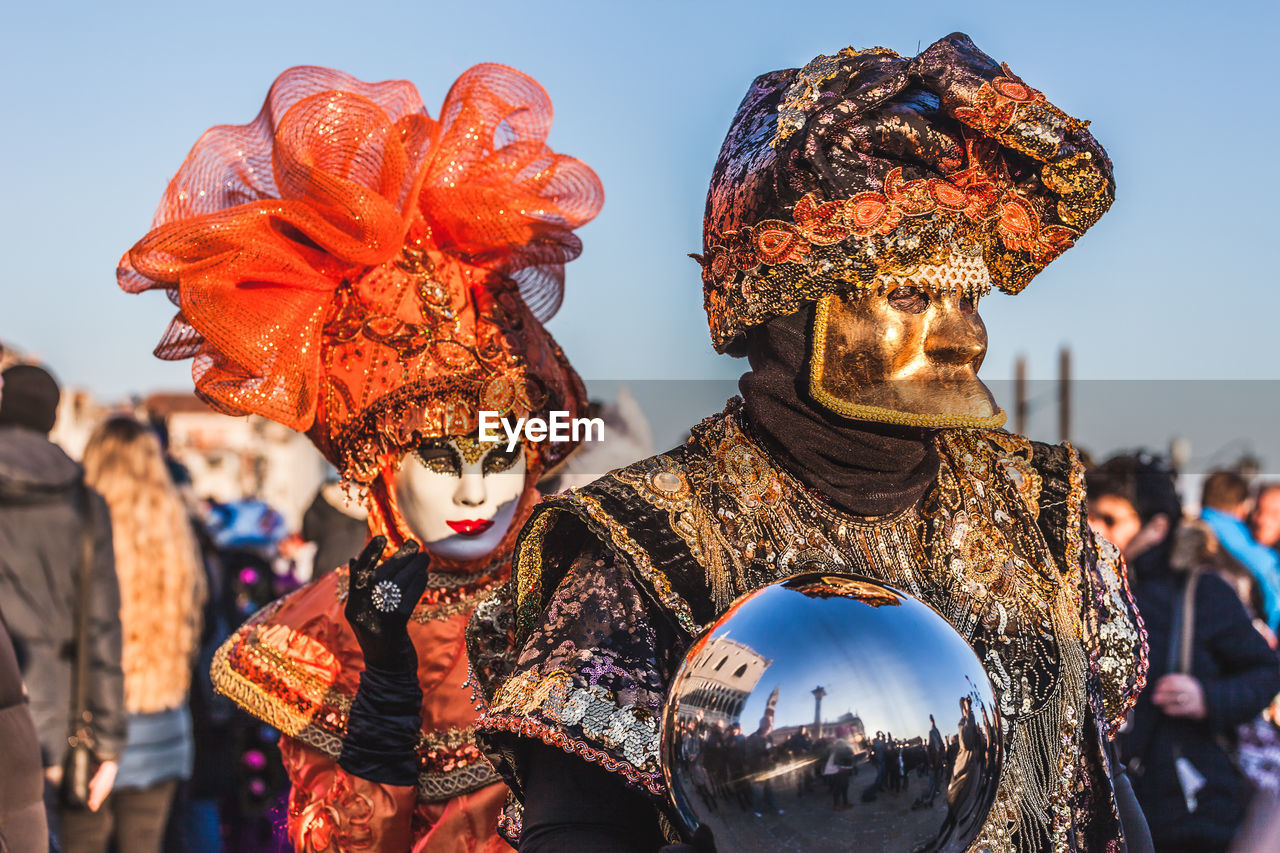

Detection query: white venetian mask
xmin=393 ymin=437 xmax=526 ymax=562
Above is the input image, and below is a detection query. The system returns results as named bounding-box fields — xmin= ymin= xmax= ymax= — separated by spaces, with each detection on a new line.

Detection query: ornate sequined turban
xmin=120 ymin=65 xmax=603 ymax=482
xmin=697 ymin=33 xmax=1114 ymax=353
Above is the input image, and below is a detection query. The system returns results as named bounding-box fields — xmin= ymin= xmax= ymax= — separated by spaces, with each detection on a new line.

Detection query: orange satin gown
xmin=214 ymin=567 xmax=509 ymax=852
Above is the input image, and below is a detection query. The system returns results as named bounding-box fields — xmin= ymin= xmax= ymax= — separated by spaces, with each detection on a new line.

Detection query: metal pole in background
xmin=1058 ymin=347 xmax=1071 ymax=444
xmin=1015 ymin=355 xmax=1027 ymax=436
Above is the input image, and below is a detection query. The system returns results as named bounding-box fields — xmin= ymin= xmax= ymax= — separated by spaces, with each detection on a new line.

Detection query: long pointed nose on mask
xmin=808 ymin=257 xmax=1005 ymax=429
xmin=923 ymin=292 xmax=987 ymax=367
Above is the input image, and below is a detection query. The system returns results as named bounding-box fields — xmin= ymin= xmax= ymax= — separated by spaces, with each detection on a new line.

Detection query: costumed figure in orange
xmin=118 ymin=64 xmax=602 ymax=851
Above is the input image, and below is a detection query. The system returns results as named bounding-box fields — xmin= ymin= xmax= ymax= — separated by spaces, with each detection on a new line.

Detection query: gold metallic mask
xmin=809 ymin=274 xmax=1006 ymax=429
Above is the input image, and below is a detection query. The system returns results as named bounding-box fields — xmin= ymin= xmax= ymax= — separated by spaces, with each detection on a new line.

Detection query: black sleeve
xmin=519 ymin=742 xmax=666 ymax=853
xmin=1198 ymin=573 xmax=1280 ymax=731
xmin=1108 ymin=736 xmax=1153 ymax=853
xmin=337 ymin=664 xmax=422 ymax=786
xmin=85 ymin=490 xmax=126 ymax=761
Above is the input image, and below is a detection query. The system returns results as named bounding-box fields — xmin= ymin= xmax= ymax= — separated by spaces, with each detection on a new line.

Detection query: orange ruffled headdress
xmin=120 ymin=64 xmax=603 ymax=520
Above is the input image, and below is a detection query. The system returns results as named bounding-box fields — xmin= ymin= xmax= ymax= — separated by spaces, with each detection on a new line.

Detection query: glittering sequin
xmin=477 ymin=401 xmax=1146 ymax=851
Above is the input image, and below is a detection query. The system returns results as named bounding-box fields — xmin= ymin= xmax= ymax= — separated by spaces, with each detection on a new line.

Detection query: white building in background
xmin=49 ymin=387 xmax=110 ymax=460
xmin=676 ymin=634 xmax=771 ymax=728
xmin=143 ymin=393 xmax=328 ymax=530
xmin=2 ymin=342 xmax=327 ymax=530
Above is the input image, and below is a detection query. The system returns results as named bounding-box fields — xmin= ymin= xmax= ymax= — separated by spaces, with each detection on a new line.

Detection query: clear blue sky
xmin=3 ymin=1 xmax=1277 ymax=416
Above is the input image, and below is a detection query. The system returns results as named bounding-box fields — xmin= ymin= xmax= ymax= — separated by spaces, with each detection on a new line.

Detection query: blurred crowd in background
xmin=0 ymin=357 xmax=360 ymax=853
xmin=1085 ymin=458 xmax=1280 ymax=852
xmin=3 ymin=345 xmax=1280 ymax=853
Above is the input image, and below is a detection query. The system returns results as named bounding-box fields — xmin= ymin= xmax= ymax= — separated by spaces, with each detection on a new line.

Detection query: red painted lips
xmin=446 ymin=518 xmax=494 ymax=536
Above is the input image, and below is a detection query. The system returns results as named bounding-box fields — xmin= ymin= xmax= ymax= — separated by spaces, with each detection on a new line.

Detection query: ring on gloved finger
xmin=371 ymin=580 xmax=403 ymax=613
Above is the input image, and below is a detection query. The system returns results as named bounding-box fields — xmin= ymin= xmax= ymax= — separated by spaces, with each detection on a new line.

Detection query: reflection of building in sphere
xmin=836 ymin=710 xmax=866 ymax=744
xmin=775 ymin=709 xmax=867 ymax=752
xmin=663 ymin=574 xmax=1003 ymax=852
xmin=675 ymin=635 xmax=770 ymax=727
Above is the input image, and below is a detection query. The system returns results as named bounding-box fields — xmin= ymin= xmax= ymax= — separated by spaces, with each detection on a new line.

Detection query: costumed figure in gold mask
xmin=469 ymin=34 xmax=1148 ymax=852
xmin=118 ymin=64 xmax=602 ymax=851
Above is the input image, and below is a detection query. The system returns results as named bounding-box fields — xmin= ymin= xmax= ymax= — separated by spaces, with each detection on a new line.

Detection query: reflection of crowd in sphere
xmin=660 ymin=576 xmax=1009 ymax=851
xmin=669 ymin=695 xmax=1001 ymax=852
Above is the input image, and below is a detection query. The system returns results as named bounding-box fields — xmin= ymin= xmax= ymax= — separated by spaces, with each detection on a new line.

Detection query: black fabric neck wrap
xmin=739 ymin=305 xmax=940 ymax=518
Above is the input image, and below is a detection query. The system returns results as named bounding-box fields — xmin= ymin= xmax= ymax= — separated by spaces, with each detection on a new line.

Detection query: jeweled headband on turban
xmin=119 ymin=64 xmax=603 ymax=483
xmin=696 ymin=33 xmax=1114 ymax=354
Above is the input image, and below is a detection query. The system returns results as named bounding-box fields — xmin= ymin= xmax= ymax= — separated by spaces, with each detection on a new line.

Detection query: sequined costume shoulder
xmin=213 ymin=564 xmax=506 ymax=803
xmin=474 ymin=400 xmax=1147 ymax=851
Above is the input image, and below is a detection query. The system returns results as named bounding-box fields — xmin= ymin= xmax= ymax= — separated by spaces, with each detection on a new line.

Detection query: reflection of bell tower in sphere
xmin=811 ymin=686 xmax=826 ymax=738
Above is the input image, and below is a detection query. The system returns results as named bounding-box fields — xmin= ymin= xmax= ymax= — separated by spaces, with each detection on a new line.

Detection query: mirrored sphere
xmin=661 ymin=573 xmax=1002 ymax=853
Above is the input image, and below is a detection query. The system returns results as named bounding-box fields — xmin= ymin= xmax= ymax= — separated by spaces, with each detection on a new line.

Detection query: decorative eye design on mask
xmin=886 ymin=283 xmax=979 ymax=315
xmin=411 ymin=437 xmax=523 ymax=476
xmin=414 ymin=440 xmax=462 ymax=476
xmin=887 ymin=285 xmax=929 ymax=314
xmin=481 ymin=444 xmax=523 ymax=475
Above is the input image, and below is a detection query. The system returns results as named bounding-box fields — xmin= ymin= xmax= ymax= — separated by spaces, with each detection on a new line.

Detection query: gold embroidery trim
xmin=565 ymin=492 xmax=701 ymax=635
xmin=211 ymin=627 xmax=317 ymax=738
xmin=613 ymin=455 xmax=741 ymax=612
xmin=1093 ymin=535 xmax=1147 ymax=736
xmin=513 ymin=509 xmax=560 ymax=636
xmin=1062 ymin=441 xmax=1087 ymax=584
xmin=211 ymin=605 xmax=496 ymax=802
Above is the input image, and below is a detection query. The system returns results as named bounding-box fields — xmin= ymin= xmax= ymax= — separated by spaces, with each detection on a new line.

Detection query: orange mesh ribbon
xmin=120 ymin=65 xmax=601 ymax=479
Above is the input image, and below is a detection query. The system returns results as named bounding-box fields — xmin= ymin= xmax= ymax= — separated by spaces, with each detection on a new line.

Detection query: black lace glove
xmin=338 ymin=536 xmax=431 ymax=785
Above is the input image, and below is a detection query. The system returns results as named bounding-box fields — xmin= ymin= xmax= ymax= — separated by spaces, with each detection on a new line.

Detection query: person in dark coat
xmin=0 ymin=365 xmax=125 ymax=823
xmin=826 ymin=727 xmax=855 ymax=811
xmin=0 ymin=607 xmax=48 ymax=853
xmin=1089 ymin=454 xmax=1280 ymax=853
xmin=914 ymin=714 xmax=946 ymax=808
